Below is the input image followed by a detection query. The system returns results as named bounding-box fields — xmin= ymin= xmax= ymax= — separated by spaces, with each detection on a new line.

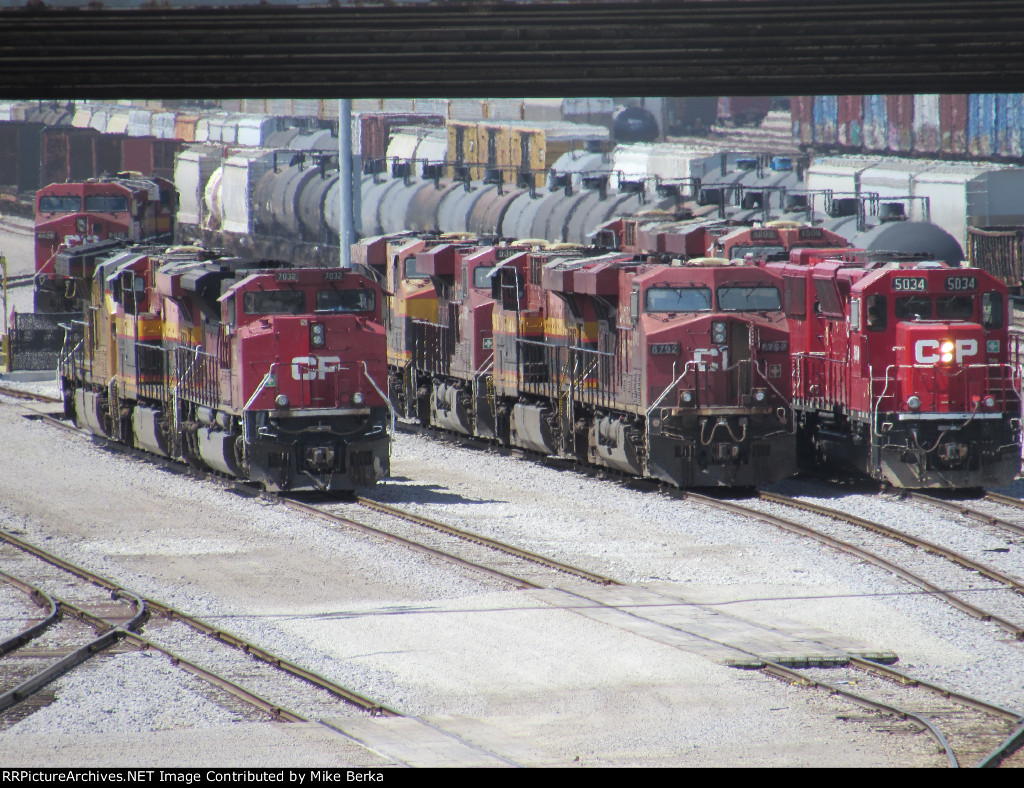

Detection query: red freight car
xmin=768 ymin=255 xmax=1021 ymax=487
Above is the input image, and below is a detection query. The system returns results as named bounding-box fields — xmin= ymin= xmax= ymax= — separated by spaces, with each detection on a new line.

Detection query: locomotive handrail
xmin=472 ymin=354 xmax=495 ymax=413
xmin=243 ymin=363 xmax=278 ymax=414
xmin=871 ymin=361 xmax=1019 ymax=448
xmin=358 ymin=360 xmax=396 ymax=435
xmin=752 ymin=360 xmax=796 ymax=432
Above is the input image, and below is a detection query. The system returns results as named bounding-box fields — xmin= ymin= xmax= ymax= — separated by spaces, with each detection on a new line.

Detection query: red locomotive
xmin=709 ymin=222 xmax=851 ymax=262
xmin=768 ymin=254 xmax=1021 ymax=488
xmin=60 ymin=244 xmax=390 ymax=492
xmin=34 ymin=173 xmax=175 ymax=312
xmin=377 ymin=230 xmax=796 ymax=487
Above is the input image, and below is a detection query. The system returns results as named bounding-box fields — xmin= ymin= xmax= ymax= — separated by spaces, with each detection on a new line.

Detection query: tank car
xmin=380 ymin=232 xmax=796 ymax=488
xmin=59 ymin=245 xmax=390 ymax=492
xmin=33 ymin=173 xmax=175 ymax=313
xmin=768 ymin=254 xmax=1021 ymax=488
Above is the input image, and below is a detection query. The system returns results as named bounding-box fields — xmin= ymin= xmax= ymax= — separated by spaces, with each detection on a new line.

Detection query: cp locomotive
xmin=767 ymin=252 xmax=1021 ymax=488
xmin=370 ymin=231 xmax=796 ymax=488
xmin=34 ymin=173 xmax=175 ymax=313
xmin=59 ymin=243 xmax=391 ymax=492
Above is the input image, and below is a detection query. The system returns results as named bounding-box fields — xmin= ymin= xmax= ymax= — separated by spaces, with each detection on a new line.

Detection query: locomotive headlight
xmin=712 ymin=321 xmax=727 ymax=344
xmin=681 ymin=390 xmax=695 ymax=405
xmin=984 ymin=395 xmax=996 ymax=408
xmin=352 ymin=392 xmax=365 ymax=405
xmin=311 ymin=322 xmax=326 ymax=347
xmin=275 ymin=394 xmax=290 ymax=409
xmin=907 ymin=395 xmax=921 ymax=410
xmin=754 ymin=390 xmax=767 ymax=403
xmin=940 ymin=340 xmax=954 ymax=363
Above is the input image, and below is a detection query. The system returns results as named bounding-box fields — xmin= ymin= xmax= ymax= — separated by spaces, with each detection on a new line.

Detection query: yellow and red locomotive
xmin=34 ymin=174 xmax=175 ymax=313
xmin=60 ymin=244 xmax=390 ymax=492
xmin=375 ymin=229 xmax=796 ymax=488
xmin=769 ymin=255 xmax=1021 ymax=488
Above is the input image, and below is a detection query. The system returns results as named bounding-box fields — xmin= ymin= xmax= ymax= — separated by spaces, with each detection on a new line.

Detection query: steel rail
xmin=0 ymin=590 xmax=145 ymax=714
xmin=687 ymin=493 xmax=1024 ymax=640
xmin=759 ymin=661 xmax=960 ymax=768
xmin=551 ymin=587 xmax=972 ymax=768
xmin=0 ymin=585 xmax=304 ymax=723
xmin=845 ymin=656 xmax=1023 ymax=723
xmin=17 ymin=397 xmax=1020 ymax=758
xmin=977 ymin=717 xmax=1024 ymax=768
xmin=905 ymin=492 xmax=1024 ymax=539
xmin=355 ymin=495 xmax=619 ymax=587
xmin=0 ymin=570 xmax=59 ymax=657
xmin=0 ymin=386 xmax=62 ymax=405
xmin=119 ymin=631 xmax=306 ymax=723
xmin=0 ymin=527 xmax=399 ymax=718
xmin=282 ymin=497 xmax=542 ymax=590
xmin=759 ymin=492 xmax=1024 ymax=596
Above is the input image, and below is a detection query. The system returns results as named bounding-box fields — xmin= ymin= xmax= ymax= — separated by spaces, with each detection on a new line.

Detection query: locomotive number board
xmin=945 ymin=275 xmax=977 ymax=291
xmin=892 ymin=276 xmax=927 ymax=292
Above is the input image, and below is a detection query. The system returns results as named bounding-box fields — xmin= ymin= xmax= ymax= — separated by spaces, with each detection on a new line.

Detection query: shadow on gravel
xmin=763 ymin=473 xmax=884 ymax=500
xmin=369 ymin=481 xmax=503 ymax=507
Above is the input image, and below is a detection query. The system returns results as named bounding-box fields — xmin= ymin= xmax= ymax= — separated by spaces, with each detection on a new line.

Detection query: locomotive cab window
xmin=935 ymin=295 xmax=973 ymax=321
xmin=403 ymin=256 xmax=430 ymax=280
xmin=38 ymin=195 xmax=82 ymax=212
xmin=473 ymin=266 xmax=493 ymax=289
xmin=243 ymin=290 xmax=306 ymax=315
xmin=895 ymin=296 xmax=932 ymax=320
xmin=729 ymin=245 xmax=786 ymax=262
xmin=982 ymin=292 xmax=1004 ymax=329
xmin=84 ymin=195 xmax=129 ymax=213
xmin=645 ymin=286 xmax=712 ymax=313
xmin=316 ymin=288 xmax=376 ymax=313
xmin=717 ymin=284 xmax=781 ymax=311
xmin=865 ymin=295 xmax=887 ymax=330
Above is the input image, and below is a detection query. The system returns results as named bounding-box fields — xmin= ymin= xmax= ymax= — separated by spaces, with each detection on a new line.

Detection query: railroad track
xmin=0 ymin=385 xmax=61 ymax=405
xmin=6 ymin=391 xmax=1024 ymax=765
xmin=281 ymin=493 xmax=620 ymax=591
xmin=0 ymin=273 xmax=35 ymax=290
xmin=901 ymin=491 xmax=1024 ymax=539
xmin=708 ymin=491 xmax=1024 ymax=642
xmin=0 ymin=528 xmax=403 ymax=730
xmin=286 ymin=491 xmax=1024 ymax=766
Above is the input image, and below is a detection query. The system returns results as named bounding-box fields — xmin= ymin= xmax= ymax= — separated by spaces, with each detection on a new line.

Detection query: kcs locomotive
xmin=59 ymin=242 xmax=391 ymax=492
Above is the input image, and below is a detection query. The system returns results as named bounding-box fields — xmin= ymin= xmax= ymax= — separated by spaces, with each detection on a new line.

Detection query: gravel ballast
xmin=0 ymin=394 xmax=1009 ymax=766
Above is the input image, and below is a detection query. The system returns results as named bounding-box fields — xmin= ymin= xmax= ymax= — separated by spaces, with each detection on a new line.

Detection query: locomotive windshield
xmin=316 ymin=288 xmax=376 ymax=313
xmin=894 ymin=295 xmax=976 ymax=322
xmin=243 ymin=290 xmax=306 ymax=315
xmin=645 ymin=286 xmax=712 ymax=312
xmin=717 ymin=284 xmax=782 ymax=311
xmin=728 ymin=245 xmax=786 ymax=261
xmin=84 ymin=195 xmax=130 ymax=213
xmin=403 ymin=256 xmax=430 ymax=279
xmin=895 ymin=296 xmax=932 ymax=320
xmin=38 ymin=195 xmax=82 ymax=212
xmin=936 ymin=295 xmax=973 ymax=320
xmin=473 ymin=266 xmax=493 ymax=288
